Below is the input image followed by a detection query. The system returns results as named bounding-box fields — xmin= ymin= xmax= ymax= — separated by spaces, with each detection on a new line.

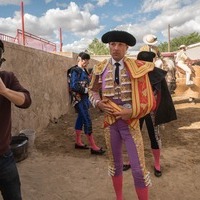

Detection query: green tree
xmin=159 ymin=32 xmax=200 ymax=52
xmin=87 ymin=38 xmax=109 ymax=55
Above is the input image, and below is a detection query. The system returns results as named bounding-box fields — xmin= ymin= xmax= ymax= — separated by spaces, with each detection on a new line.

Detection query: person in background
xmin=122 ymin=51 xmax=177 ymax=177
xmin=137 ymin=51 xmax=177 ymax=177
xmin=89 ymin=30 xmax=156 ymax=200
xmin=140 ymin=34 xmax=163 ymax=69
xmin=69 ymin=52 xmax=105 ymax=155
xmin=123 ymin=34 xmax=162 ymax=173
xmin=162 ymin=57 xmax=177 ymax=94
xmin=141 ymin=34 xmax=177 ymax=94
xmin=0 ymin=39 xmax=32 ymax=200
xmin=175 ymin=44 xmax=194 ymax=85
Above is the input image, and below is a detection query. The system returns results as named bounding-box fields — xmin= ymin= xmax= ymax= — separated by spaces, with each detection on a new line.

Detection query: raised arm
xmin=0 ymin=72 xmax=31 ymax=108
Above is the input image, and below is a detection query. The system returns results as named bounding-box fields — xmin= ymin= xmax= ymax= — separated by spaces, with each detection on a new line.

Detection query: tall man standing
xmin=0 ymin=39 xmax=32 ymax=200
xmin=89 ymin=30 xmax=156 ymax=200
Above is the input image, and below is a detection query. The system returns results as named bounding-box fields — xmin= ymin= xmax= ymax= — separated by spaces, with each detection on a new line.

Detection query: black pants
xmin=139 ymin=113 xmax=160 ymax=149
xmin=0 ymin=150 xmax=22 ymax=200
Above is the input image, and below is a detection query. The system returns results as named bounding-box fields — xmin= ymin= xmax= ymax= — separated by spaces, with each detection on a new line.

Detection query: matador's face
xmin=109 ymin=42 xmax=128 ymax=62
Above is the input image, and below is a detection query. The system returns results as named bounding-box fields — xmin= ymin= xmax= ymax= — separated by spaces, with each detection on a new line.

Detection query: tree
xmin=159 ymin=32 xmax=200 ymax=52
xmin=87 ymin=38 xmax=109 ymax=55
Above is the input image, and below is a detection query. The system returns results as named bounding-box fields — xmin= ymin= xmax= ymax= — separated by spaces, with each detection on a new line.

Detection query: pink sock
xmin=112 ymin=175 xmax=123 ymax=200
xmin=86 ymin=134 xmax=100 ymax=150
xmin=75 ymin=130 xmax=84 ymax=146
xmin=152 ymin=149 xmax=161 ymax=171
xmin=135 ymin=187 xmax=148 ymax=200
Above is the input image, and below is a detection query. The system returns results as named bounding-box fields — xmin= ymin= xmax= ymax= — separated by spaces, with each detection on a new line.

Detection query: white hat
xmin=179 ymin=44 xmax=186 ymax=49
xmin=143 ymin=34 xmax=158 ymax=45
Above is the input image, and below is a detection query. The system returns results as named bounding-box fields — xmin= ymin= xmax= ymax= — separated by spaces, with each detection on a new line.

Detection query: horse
xmin=155 ymin=57 xmax=177 ymax=94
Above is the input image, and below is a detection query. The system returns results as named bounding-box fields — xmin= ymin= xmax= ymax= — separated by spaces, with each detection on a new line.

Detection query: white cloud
xmin=39 ymin=2 xmax=101 ymax=34
xmin=117 ymin=0 xmax=200 ymax=50
xmin=96 ymin=0 xmax=109 ymax=7
xmin=0 ymin=11 xmax=21 ymax=37
xmin=63 ymin=38 xmax=93 ymax=53
xmin=45 ymin=0 xmax=53 ymax=3
xmin=112 ymin=13 xmax=134 ymax=22
xmin=144 ymin=1 xmax=200 ymax=40
xmin=113 ymin=0 xmax=123 ymax=7
xmin=83 ymin=3 xmax=95 ymax=12
xmin=0 ymin=2 xmax=102 ymax=43
xmin=141 ymin=0 xmax=181 ymax=13
xmin=0 ymin=0 xmax=30 ymax=6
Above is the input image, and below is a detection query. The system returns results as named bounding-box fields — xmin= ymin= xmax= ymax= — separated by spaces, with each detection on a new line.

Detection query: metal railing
xmin=0 ymin=30 xmax=57 ymax=52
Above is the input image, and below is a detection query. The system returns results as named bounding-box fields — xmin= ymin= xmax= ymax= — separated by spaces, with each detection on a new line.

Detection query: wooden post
xmin=60 ymin=28 xmax=63 ymax=52
xmin=168 ymin=24 xmax=171 ymax=52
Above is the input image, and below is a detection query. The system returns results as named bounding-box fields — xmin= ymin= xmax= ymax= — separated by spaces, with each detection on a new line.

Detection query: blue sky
xmin=0 ymin=0 xmax=200 ymax=53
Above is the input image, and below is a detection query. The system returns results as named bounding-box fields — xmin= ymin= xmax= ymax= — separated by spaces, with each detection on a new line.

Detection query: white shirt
xmin=111 ymin=58 xmax=124 ymax=70
xmin=175 ymin=50 xmax=188 ymax=63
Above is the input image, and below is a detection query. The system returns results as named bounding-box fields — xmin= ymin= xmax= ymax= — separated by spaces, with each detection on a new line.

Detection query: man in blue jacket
xmin=69 ymin=52 xmax=105 ymax=155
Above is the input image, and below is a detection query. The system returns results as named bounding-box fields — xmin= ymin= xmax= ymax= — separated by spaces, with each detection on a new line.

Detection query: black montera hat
xmin=78 ymin=52 xmax=90 ymax=60
xmin=0 ymin=39 xmax=4 ymax=52
xmin=137 ymin=51 xmax=156 ymax=62
xmin=101 ymin=30 xmax=136 ymax=46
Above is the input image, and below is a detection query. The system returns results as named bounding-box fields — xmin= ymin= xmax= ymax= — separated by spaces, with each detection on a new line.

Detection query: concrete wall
xmin=1 ymin=41 xmax=98 ymax=135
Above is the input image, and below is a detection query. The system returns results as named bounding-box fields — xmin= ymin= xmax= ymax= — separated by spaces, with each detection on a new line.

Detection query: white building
xmin=186 ymin=42 xmax=200 ymax=59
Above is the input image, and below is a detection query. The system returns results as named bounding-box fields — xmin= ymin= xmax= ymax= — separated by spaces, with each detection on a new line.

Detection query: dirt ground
xmin=5 ymin=98 xmax=200 ymax=200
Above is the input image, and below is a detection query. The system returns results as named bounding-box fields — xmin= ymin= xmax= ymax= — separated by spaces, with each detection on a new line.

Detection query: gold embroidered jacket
xmin=89 ymin=57 xmax=156 ymax=129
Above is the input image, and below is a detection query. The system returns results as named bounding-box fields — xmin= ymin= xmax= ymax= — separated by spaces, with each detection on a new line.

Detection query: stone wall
xmin=1 ymin=41 xmax=98 ymax=134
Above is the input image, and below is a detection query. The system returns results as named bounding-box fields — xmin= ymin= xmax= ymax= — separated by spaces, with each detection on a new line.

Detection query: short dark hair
xmin=0 ymin=40 xmax=4 ymax=52
xmin=78 ymin=52 xmax=90 ymax=60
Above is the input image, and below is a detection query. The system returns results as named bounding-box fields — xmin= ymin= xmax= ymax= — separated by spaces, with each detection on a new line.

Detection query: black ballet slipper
xmin=123 ymin=164 xmax=131 ymax=171
xmin=90 ymin=148 xmax=105 ymax=155
xmin=154 ymin=167 xmax=162 ymax=177
xmin=75 ymin=143 xmax=89 ymax=149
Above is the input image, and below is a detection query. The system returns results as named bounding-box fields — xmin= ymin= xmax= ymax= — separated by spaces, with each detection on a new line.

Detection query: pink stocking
xmin=112 ymin=175 xmax=123 ymax=200
xmin=75 ymin=130 xmax=83 ymax=146
xmin=86 ymin=134 xmax=100 ymax=150
xmin=152 ymin=149 xmax=161 ymax=171
xmin=135 ymin=187 xmax=148 ymax=200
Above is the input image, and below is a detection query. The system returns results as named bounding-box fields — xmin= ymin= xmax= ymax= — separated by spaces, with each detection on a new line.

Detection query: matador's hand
xmin=113 ymin=108 xmax=132 ymax=121
xmin=97 ymin=99 xmax=114 ymax=115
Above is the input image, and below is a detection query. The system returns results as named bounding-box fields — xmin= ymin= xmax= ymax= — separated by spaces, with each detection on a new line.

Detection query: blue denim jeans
xmin=0 ymin=150 xmax=22 ymax=200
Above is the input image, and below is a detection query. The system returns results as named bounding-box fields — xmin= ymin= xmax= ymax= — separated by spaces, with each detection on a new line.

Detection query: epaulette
xmin=93 ymin=59 xmax=108 ymax=75
xmin=124 ymin=57 xmax=154 ymax=78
